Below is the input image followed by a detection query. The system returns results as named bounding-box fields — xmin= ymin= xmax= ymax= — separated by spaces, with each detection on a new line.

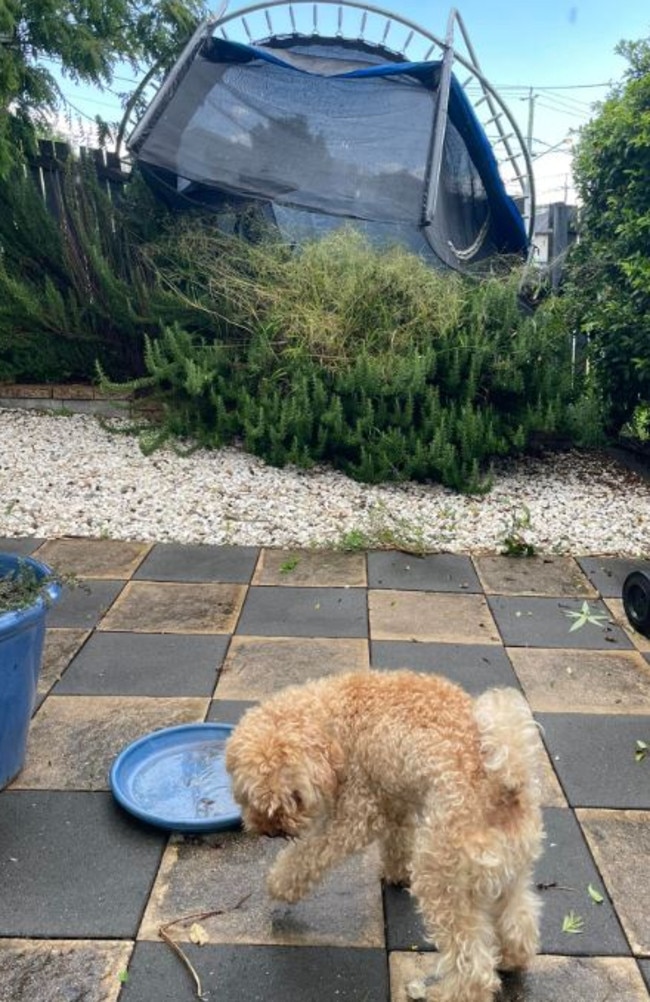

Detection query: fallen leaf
xmin=189 ymin=922 xmax=209 ymax=946
xmin=587 ymin=884 xmax=604 ymax=904
xmin=562 ymin=911 xmax=584 ymax=934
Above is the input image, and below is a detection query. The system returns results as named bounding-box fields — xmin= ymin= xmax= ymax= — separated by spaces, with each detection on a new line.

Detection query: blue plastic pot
xmin=0 ymin=554 xmax=61 ymax=789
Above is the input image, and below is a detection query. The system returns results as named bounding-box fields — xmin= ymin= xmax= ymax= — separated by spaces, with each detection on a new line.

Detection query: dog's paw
xmin=266 ymin=869 xmax=304 ymax=904
xmin=498 ymin=944 xmax=537 ymax=972
xmin=381 ymin=871 xmax=411 ymax=889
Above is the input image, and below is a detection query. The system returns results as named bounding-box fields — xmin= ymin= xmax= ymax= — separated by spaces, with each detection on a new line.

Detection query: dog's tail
xmin=473 ymin=688 xmax=543 ymax=801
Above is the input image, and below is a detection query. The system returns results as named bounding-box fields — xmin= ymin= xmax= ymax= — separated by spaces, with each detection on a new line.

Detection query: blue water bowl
xmin=109 ymin=723 xmax=242 ymax=832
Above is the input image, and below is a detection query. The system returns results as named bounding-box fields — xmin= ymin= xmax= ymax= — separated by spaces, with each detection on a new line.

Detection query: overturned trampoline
xmin=128 ymin=2 xmax=535 ymax=271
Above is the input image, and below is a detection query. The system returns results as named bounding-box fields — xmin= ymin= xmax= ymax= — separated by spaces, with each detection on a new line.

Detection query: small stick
xmin=536 ymin=881 xmax=576 ymax=892
xmin=159 ymin=924 xmax=205 ymax=999
xmin=158 ymin=893 xmax=252 ymax=1000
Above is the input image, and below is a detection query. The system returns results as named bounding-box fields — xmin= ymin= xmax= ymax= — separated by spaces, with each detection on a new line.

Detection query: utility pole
xmin=524 ymin=87 xmax=537 ymax=225
xmin=526 ymin=87 xmax=536 ymax=159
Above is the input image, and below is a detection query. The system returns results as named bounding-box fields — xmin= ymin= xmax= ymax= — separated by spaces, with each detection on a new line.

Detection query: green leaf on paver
xmin=564 ymin=601 xmax=609 ymax=632
xmin=635 ymin=740 xmax=648 ymax=763
xmin=280 ymin=557 xmax=299 ymax=574
xmin=562 ymin=911 xmax=584 ymax=934
xmin=118 ymin=970 xmax=129 ymax=984
xmin=587 ymin=884 xmax=604 ymax=904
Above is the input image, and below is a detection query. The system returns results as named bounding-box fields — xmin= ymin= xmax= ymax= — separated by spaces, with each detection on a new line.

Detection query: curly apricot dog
xmin=225 ymin=670 xmax=544 ymax=1002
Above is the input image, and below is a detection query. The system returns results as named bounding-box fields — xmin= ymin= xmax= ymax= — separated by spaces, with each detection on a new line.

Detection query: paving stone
xmin=236 ymin=587 xmax=367 ymax=638
xmin=121 ymin=942 xmax=389 ymax=1002
xmin=11 ymin=696 xmax=208 ymax=790
xmin=577 ymin=557 xmax=650 ymax=598
xmin=134 ymin=543 xmax=259 ymax=583
xmin=578 ymin=809 xmax=650 ymax=956
xmin=139 ymin=832 xmax=384 ymax=948
xmin=216 ymin=637 xmax=369 ymax=700
xmin=368 ymin=552 xmax=480 ymax=592
xmin=0 ymin=939 xmax=133 ymax=1002
xmin=0 ymin=791 xmax=166 ymax=937
xmin=370 ymin=641 xmax=518 ymax=693
xmin=36 ymin=538 xmax=150 ymax=578
xmin=39 ymin=628 xmax=90 ymax=694
xmin=640 ymin=960 xmax=650 ymax=993
xmin=473 ymin=556 xmax=596 ymax=597
xmin=207 ymin=699 xmax=257 ymax=725
xmin=538 ymin=714 xmax=650 ymax=809
xmin=0 ymin=537 xmax=44 ymax=555
xmin=369 ymin=592 xmax=500 ymax=644
xmin=509 ymin=648 xmax=650 ymax=713
xmin=383 ymin=808 xmax=628 ymax=956
xmin=45 ymin=579 xmax=125 ymax=629
xmin=55 ymin=633 xmax=228 ymax=696
xmin=538 ymin=755 xmax=567 ymax=808
xmin=488 ymin=596 xmax=632 ymax=649
xmin=605 ymin=599 xmax=650 ymax=653
xmin=536 ymin=808 xmax=628 ymax=955
xmin=389 ymin=953 xmax=650 ymax=1002
xmin=98 ymin=582 xmax=246 ymax=634
xmin=253 ymin=549 xmax=366 ymax=587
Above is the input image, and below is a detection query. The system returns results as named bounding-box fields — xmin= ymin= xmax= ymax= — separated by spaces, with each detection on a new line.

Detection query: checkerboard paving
xmin=1 ymin=539 xmax=650 ymax=1002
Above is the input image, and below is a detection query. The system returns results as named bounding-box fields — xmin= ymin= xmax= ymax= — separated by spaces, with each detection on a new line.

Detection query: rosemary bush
xmin=102 ymin=224 xmax=596 ymax=492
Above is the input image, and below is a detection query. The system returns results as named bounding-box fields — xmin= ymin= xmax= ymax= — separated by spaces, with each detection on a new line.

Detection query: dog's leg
xmin=267 ymin=794 xmax=379 ymax=903
xmin=379 ymin=818 xmax=415 ymax=887
xmin=494 ymin=870 xmax=541 ymax=971
xmin=410 ymin=829 xmax=501 ymax=1002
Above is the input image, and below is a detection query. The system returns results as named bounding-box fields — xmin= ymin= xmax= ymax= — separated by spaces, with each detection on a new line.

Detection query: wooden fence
xmin=26 ymin=140 xmax=131 ymax=216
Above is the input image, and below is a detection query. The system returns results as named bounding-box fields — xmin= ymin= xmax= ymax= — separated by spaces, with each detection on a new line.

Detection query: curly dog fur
xmin=225 ymin=669 xmax=544 ymax=1002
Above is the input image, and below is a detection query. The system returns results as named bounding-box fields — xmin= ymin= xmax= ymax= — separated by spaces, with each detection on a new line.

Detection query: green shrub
xmin=0 ymin=163 xmax=186 ymax=382
xmin=564 ymin=36 xmax=650 ymax=433
xmin=101 ymin=227 xmax=595 ymax=492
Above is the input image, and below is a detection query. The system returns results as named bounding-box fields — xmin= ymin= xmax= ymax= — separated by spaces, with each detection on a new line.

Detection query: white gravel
xmin=1 ymin=408 xmax=649 ymax=555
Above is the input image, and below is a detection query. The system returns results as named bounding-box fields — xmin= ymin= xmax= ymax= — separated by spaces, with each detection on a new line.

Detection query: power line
xmin=535 ymin=99 xmax=590 ymax=119
xmin=495 ymin=82 xmax=611 ymax=91
xmin=539 ymin=90 xmax=595 ymax=113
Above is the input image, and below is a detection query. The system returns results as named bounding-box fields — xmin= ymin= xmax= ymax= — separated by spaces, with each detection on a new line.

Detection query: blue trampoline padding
xmin=109 ymin=723 xmax=242 ymax=832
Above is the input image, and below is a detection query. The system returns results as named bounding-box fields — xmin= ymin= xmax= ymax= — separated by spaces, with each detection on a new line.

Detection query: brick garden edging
xmin=0 ymin=384 xmax=132 ymax=417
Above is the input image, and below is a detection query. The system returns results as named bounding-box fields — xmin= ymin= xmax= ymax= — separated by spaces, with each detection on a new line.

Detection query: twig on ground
xmin=158 ymin=892 xmax=252 ymax=999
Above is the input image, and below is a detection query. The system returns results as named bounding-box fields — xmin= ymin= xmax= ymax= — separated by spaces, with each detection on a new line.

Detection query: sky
xmin=49 ymin=0 xmax=649 ymax=206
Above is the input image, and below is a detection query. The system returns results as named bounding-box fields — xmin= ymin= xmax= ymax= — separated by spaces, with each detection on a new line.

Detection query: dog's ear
xmin=286 ymin=735 xmax=345 ymax=815
xmin=311 ymin=736 xmax=345 ymax=798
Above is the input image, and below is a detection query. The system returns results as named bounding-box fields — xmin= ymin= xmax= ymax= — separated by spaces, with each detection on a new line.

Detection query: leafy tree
xmin=0 ymin=0 xmax=207 ymax=174
xmin=565 ymin=35 xmax=650 ymax=433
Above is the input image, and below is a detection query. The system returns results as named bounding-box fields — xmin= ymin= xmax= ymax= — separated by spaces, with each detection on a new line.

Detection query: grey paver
xmin=538 ymin=714 xmax=650 ymax=809
xmin=55 ymin=632 xmax=228 ymax=696
xmin=0 ymin=792 xmax=165 ymax=937
xmin=368 ymin=552 xmax=480 ymax=591
xmin=371 ymin=640 xmax=519 ymax=692
xmin=134 ymin=543 xmax=259 ymax=583
xmin=236 ymin=586 xmax=368 ymax=637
